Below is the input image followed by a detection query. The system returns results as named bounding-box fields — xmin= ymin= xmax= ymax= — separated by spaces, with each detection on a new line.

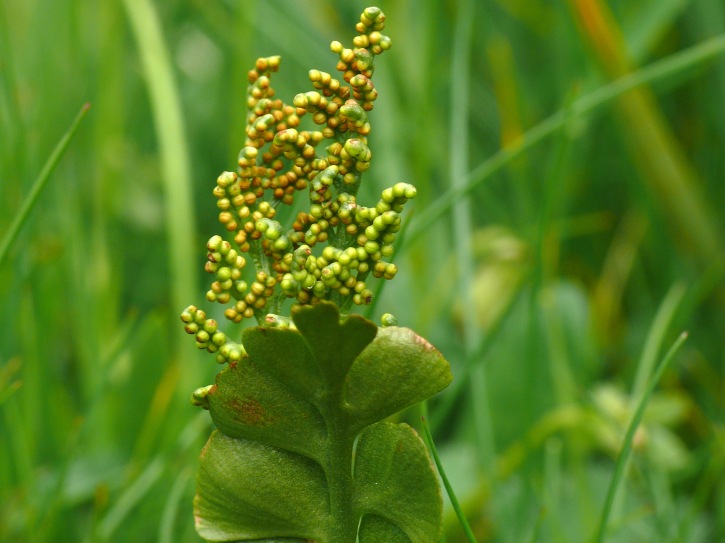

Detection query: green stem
xmin=247 ymin=239 xmax=272 ymax=325
xmin=421 ymin=415 xmax=477 ymax=543
xmin=325 ymin=417 xmax=358 ymax=542
xmin=327 ymin=168 xmax=365 ymax=312
xmin=248 ymin=239 xmax=270 ymax=274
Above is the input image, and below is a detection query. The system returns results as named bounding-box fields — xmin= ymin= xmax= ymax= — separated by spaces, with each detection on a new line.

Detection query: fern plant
xmin=181 ymin=7 xmax=452 ymax=542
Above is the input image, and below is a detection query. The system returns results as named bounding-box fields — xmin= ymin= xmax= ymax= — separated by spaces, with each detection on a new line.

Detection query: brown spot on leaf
xmin=228 ymin=397 xmax=271 ymax=426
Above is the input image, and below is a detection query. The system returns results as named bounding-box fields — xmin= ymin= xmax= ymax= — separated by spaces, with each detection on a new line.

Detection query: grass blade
xmin=95 ymin=457 xmax=165 ymax=542
xmin=570 ymin=0 xmax=720 ymax=265
xmin=0 ymin=102 xmax=90 ymax=268
xmin=631 ymin=282 xmax=687 ymax=403
xmin=448 ymin=0 xmax=497 ymax=478
xmin=421 ymin=416 xmax=478 ymax=543
xmin=158 ymin=467 xmax=192 ymax=543
xmin=592 ymin=331 xmax=689 ymax=543
xmin=122 ymin=0 xmax=198 ymax=340
xmin=408 ymin=33 xmax=725 ymax=244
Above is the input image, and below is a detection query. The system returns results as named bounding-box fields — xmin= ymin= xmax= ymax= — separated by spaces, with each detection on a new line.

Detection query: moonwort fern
xmin=180 ymin=8 xmax=452 ymax=542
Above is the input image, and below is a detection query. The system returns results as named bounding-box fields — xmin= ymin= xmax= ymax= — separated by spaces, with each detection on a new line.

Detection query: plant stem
xmin=325 ymin=429 xmax=358 ymax=542
xmin=421 ymin=416 xmax=477 ymax=543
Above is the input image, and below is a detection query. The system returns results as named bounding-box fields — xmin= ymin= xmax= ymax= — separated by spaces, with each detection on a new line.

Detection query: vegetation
xmin=2 ymin=1 xmax=725 ymax=542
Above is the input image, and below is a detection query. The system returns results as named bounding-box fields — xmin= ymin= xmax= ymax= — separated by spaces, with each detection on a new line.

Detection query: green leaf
xmin=345 ymin=327 xmax=452 ymax=433
xmin=205 ymin=330 xmax=328 ymax=462
xmin=195 ymin=431 xmax=328 ymax=541
xmin=354 ymin=422 xmax=444 ymax=543
xmin=194 ymin=302 xmax=452 ymax=542
xmin=242 ymin=324 xmax=325 ymax=402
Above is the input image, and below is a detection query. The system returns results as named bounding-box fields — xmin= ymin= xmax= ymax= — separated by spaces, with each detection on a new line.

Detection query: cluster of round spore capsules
xmin=182 ymin=7 xmax=410 ymax=370
xmin=180 ymin=304 xmax=245 ymax=363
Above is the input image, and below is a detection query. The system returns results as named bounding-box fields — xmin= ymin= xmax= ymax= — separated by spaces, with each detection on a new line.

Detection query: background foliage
xmin=1 ymin=0 xmax=724 ymax=541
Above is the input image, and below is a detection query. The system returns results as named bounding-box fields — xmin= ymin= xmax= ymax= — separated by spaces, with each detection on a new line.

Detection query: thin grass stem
xmin=0 ymin=103 xmax=90 ymax=268
xmin=421 ymin=416 xmax=478 ymax=543
xmin=631 ymin=282 xmax=686 ymax=403
xmin=591 ymin=331 xmax=689 ymax=543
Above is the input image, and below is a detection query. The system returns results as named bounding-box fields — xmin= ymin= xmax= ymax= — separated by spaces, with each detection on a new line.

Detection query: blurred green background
xmin=1 ymin=0 xmax=725 ymax=541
